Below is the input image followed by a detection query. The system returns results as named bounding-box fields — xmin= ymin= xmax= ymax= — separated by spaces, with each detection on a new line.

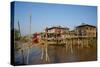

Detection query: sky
xmin=13 ymin=1 xmax=97 ymax=36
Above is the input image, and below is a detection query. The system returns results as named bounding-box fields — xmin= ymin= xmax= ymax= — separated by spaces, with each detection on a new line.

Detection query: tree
xmin=14 ymin=29 xmax=20 ymax=40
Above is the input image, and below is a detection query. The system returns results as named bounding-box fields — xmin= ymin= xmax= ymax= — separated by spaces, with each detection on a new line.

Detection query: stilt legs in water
xmin=65 ymin=39 xmax=73 ymax=54
xmin=41 ymin=43 xmax=49 ymax=62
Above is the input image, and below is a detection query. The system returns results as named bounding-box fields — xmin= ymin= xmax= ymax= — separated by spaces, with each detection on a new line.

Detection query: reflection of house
xmin=75 ymin=23 xmax=96 ymax=37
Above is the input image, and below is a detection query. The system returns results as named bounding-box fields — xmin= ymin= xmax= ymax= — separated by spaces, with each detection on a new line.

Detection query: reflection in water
xmin=15 ymin=44 xmax=97 ymax=65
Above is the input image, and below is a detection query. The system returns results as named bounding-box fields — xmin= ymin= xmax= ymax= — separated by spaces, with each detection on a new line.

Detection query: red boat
xmin=32 ymin=32 xmax=40 ymax=43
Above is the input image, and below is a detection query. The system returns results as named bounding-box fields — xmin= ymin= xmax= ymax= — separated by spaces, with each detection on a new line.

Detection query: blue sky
xmin=14 ymin=1 xmax=97 ymax=36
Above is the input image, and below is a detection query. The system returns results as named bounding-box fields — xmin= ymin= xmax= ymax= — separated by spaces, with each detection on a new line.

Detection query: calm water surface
xmin=15 ymin=43 xmax=97 ymax=65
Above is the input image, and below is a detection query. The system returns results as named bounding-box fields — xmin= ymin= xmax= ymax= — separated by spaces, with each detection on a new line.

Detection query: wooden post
xmin=76 ymin=29 xmax=80 ymax=55
xmin=70 ymin=32 xmax=73 ymax=54
xmin=26 ymin=46 xmax=29 ymax=64
xmin=45 ymin=27 xmax=49 ymax=62
xmin=26 ymin=14 xmax=32 ymax=64
xmin=41 ymin=44 xmax=44 ymax=60
xmin=65 ymin=39 xmax=67 ymax=53
xmin=70 ymin=38 xmax=73 ymax=54
xmin=21 ymin=43 xmax=25 ymax=64
xmin=87 ymin=37 xmax=89 ymax=47
xmin=30 ymin=14 xmax=32 ymax=39
xmin=81 ymin=31 xmax=84 ymax=48
xmin=81 ymin=38 xmax=83 ymax=48
xmin=78 ymin=38 xmax=79 ymax=48
xmin=21 ymin=49 xmax=25 ymax=64
xmin=45 ymin=41 xmax=49 ymax=61
xmin=18 ymin=21 xmax=21 ymax=38
xmin=65 ymin=34 xmax=68 ymax=53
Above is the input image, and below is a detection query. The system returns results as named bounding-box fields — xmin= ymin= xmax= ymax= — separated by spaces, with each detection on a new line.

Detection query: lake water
xmin=15 ymin=44 xmax=97 ymax=65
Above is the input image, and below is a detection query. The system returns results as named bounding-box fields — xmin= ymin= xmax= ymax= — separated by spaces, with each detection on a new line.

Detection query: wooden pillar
xmin=78 ymin=38 xmax=79 ymax=48
xmin=77 ymin=30 xmax=80 ymax=48
xmin=70 ymin=38 xmax=73 ymax=54
xmin=65 ymin=38 xmax=68 ymax=53
xmin=70 ymin=32 xmax=73 ymax=54
xmin=81 ymin=37 xmax=83 ymax=48
xmin=87 ymin=37 xmax=89 ymax=47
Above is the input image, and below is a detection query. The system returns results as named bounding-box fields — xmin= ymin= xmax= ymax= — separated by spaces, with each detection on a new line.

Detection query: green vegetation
xmin=20 ymin=36 xmax=30 ymax=42
xmin=14 ymin=29 xmax=20 ymax=51
xmin=14 ymin=29 xmax=20 ymax=41
xmin=14 ymin=41 xmax=21 ymax=51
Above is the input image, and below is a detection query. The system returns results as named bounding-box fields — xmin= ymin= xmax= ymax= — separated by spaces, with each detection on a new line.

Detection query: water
xmin=15 ymin=43 xmax=97 ymax=65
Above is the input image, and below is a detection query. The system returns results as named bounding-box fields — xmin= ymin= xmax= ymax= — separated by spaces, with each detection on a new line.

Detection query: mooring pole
xmin=18 ymin=21 xmax=21 ymax=38
xmin=18 ymin=21 xmax=25 ymax=64
xmin=21 ymin=48 xmax=25 ymax=64
xmin=45 ymin=27 xmax=49 ymax=62
xmin=26 ymin=46 xmax=29 ymax=64
xmin=27 ymin=14 xmax=32 ymax=64
xmin=41 ymin=44 xmax=44 ymax=60
xmin=30 ymin=14 xmax=32 ymax=40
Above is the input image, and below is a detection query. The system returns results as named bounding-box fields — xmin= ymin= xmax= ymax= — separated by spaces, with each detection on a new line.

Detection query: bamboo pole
xmin=81 ymin=31 xmax=84 ymax=48
xmin=65 ymin=40 xmax=68 ymax=53
xmin=70 ymin=38 xmax=73 ymax=54
xmin=70 ymin=32 xmax=73 ymax=54
xmin=41 ymin=28 xmax=49 ymax=62
xmin=87 ymin=37 xmax=89 ymax=47
xmin=18 ymin=21 xmax=26 ymax=64
xmin=81 ymin=38 xmax=83 ymax=48
xmin=65 ymin=35 xmax=68 ymax=53
xmin=26 ymin=14 xmax=32 ymax=64
xmin=78 ymin=38 xmax=79 ymax=48
xmin=26 ymin=46 xmax=29 ymax=64
xmin=18 ymin=21 xmax=21 ymax=38
xmin=45 ymin=41 xmax=49 ymax=61
xmin=21 ymin=50 xmax=24 ymax=64
xmin=76 ymin=29 xmax=79 ymax=48
xmin=21 ymin=45 xmax=25 ymax=64
xmin=30 ymin=15 xmax=32 ymax=39
xmin=41 ymin=44 xmax=44 ymax=60
xmin=45 ymin=27 xmax=49 ymax=62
